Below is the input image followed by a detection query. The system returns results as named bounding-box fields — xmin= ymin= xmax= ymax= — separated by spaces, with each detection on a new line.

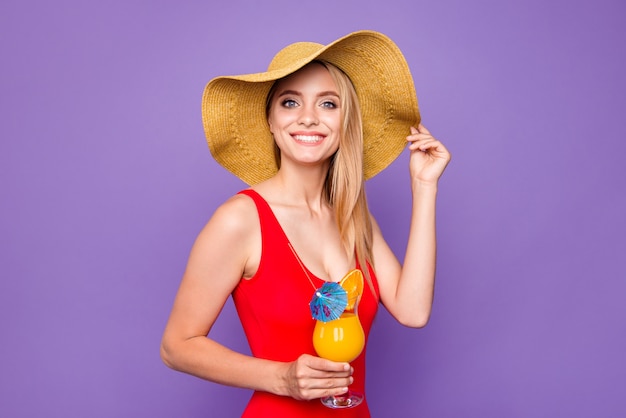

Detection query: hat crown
xmin=267 ymin=42 xmax=324 ymax=72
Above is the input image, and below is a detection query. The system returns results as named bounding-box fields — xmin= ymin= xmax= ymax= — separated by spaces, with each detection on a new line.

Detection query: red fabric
xmin=233 ymin=189 xmax=380 ymax=417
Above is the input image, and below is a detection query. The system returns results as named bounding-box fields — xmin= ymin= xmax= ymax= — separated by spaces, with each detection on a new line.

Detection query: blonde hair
xmin=267 ymin=61 xmax=376 ymax=293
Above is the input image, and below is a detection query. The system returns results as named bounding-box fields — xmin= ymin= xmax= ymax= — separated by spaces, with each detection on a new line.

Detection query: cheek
xmin=323 ymin=113 xmax=342 ymax=131
xmin=268 ymin=109 xmax=295 ymax=132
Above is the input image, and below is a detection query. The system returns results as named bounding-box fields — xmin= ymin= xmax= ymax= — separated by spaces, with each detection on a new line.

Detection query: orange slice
xmin=339 ymin=269 xmax=364 ymax=310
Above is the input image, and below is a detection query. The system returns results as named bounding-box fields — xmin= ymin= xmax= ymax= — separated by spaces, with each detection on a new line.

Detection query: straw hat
xmin=202 ymin=30 xmax=419 ymax=185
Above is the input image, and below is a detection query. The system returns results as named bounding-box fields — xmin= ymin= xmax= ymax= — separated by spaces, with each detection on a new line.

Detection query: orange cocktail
xmin=311 ymin=270 xmax=365 ymax=408
xmin=312 ymin=312 xmax=364 ymax=362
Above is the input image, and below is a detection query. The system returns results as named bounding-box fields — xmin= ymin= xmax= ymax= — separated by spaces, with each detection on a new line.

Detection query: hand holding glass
xmin=312 ymin=292 xmax=365 ymax=408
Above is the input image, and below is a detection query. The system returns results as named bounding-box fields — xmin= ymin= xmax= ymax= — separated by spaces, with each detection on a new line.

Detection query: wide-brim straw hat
xmin=202 ymin=30 xmax=419 ymax=185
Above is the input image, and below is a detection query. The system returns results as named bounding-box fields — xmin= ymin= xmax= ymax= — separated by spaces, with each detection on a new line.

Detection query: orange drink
xmin=312 ymin=272 xmax=365 ymax=409
xmin=313 ymin=312 xmax=365 ymax=362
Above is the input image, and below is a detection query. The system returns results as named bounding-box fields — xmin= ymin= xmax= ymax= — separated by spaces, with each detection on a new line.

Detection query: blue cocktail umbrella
xmin=309 ymin=282 xmax=348 ymax=322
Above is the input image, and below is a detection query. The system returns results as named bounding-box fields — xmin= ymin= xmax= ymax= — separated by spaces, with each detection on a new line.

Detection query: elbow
xmin=160 ymin=338 xmax=177 ymax=370
xmin=397 ymin=310 xmax=431 ymax=329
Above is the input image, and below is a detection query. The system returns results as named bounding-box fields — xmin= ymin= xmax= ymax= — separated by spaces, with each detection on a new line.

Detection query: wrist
xmin=270 ymin=361 xmax=292 ymax=397
xmin=411 ymin=180 xmax=439 ymax=194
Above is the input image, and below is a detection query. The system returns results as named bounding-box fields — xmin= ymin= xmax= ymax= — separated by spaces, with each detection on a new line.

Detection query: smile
xmin=292 ymin=134 xmax=324 ymax=144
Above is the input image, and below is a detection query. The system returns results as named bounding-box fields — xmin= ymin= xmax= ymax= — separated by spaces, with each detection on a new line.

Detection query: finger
xmin=413 ymin=142 xmax=451 ymax=160
xmin=307 ymin=366 xmax=353 ymax=379
xmin=408 ymin=139 xmax=438 ymax=152
xmin=307 ymin=383 xmax=352 ymax=401
xmin=420 ymin=139 xmax=449 ymax=154
xmin=407 ymin=132 xmax=433 ymax=141
xmin=409 ymin=124 xmax=425 ymax=135
xmin=294 ymin=373 xmax=353 ymax=400
xmin=418 ymin=123 xmax=432 ymax=135
xmin=315 ymin=375 xmax=353 ymax=389
xmin=305 ymin=355 xmax=351 ymax=373
xmin=407 ymin=135 xmax=434 ymax=148
xmin=409 ymin=127 xmax=434 ymax=142
xmin=314 ymin=376 xmax=353 ymax=395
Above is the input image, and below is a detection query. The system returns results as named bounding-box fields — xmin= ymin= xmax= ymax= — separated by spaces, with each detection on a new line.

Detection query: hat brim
xmin=202 ymin=30 xmax=419 ymax=185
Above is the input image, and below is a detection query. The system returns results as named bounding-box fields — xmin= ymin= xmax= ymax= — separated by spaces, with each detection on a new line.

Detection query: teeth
xmin=293 ymin=135 xmax=323 ymax=143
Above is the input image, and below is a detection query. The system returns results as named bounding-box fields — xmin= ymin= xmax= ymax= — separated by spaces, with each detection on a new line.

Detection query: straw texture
xmin=202 ymin=30 xmax=419 ymax=185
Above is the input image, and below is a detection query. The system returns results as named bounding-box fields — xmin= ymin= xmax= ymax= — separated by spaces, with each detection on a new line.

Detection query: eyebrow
xmin=276 ymin=89 xmax=340 ymax=98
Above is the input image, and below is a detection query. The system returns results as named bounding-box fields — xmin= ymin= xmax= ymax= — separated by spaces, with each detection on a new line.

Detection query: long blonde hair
xmin=267 ymin=61 xmax=376 ymax=293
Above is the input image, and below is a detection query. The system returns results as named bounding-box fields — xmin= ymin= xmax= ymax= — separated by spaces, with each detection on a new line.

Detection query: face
xmin=267 ymin=63 xmax=341 ymax=171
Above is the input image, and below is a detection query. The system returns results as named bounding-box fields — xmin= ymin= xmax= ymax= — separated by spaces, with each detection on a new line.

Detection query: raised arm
xmin=373 ymin=124 xmax=451 ymax=328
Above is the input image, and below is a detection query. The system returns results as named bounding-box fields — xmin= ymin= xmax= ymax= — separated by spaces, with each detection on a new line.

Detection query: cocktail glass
xmin=312 ymin=293 xmax=365 ymax=408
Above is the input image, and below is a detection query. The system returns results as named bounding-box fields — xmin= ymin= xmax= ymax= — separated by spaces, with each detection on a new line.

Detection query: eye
xmin=320 ymin=100 xmax=337 ymax=109
xmin=281 ymin=99 xmax=298 ymax=108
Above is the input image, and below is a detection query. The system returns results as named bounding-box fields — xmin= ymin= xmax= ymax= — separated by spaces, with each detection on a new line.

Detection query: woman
xmin=161 ymin=30 xmax=450 ymax=417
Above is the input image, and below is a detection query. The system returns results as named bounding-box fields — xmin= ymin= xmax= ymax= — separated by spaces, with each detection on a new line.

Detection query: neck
xmin=271 ymin=164 xmax=330 ymax=210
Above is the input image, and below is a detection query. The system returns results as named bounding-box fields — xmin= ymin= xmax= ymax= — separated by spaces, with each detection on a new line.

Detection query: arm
xmin=160 ymin=194 xmax=352 ymax=399
xmin=374 ymin=124 xmax=451 ymax=328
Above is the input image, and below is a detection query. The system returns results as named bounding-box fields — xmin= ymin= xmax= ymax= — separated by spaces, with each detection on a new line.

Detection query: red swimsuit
xmin=233 ymin=189 xmax=380 ymax=417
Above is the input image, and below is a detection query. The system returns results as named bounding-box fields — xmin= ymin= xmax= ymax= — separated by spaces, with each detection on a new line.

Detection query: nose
xmin=298 ymin=104 xmax=319 ymax=126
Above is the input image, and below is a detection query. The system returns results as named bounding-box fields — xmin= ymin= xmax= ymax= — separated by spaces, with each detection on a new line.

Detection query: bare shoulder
xmin=204 ymin=192 xmax=258 ymax=238
xmin=194 ymin=192 xmax=261 ymax=278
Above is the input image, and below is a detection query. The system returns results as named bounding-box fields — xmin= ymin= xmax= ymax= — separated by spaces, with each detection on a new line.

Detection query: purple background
xmin=2 ymin=0 xmax=625 ymax=417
